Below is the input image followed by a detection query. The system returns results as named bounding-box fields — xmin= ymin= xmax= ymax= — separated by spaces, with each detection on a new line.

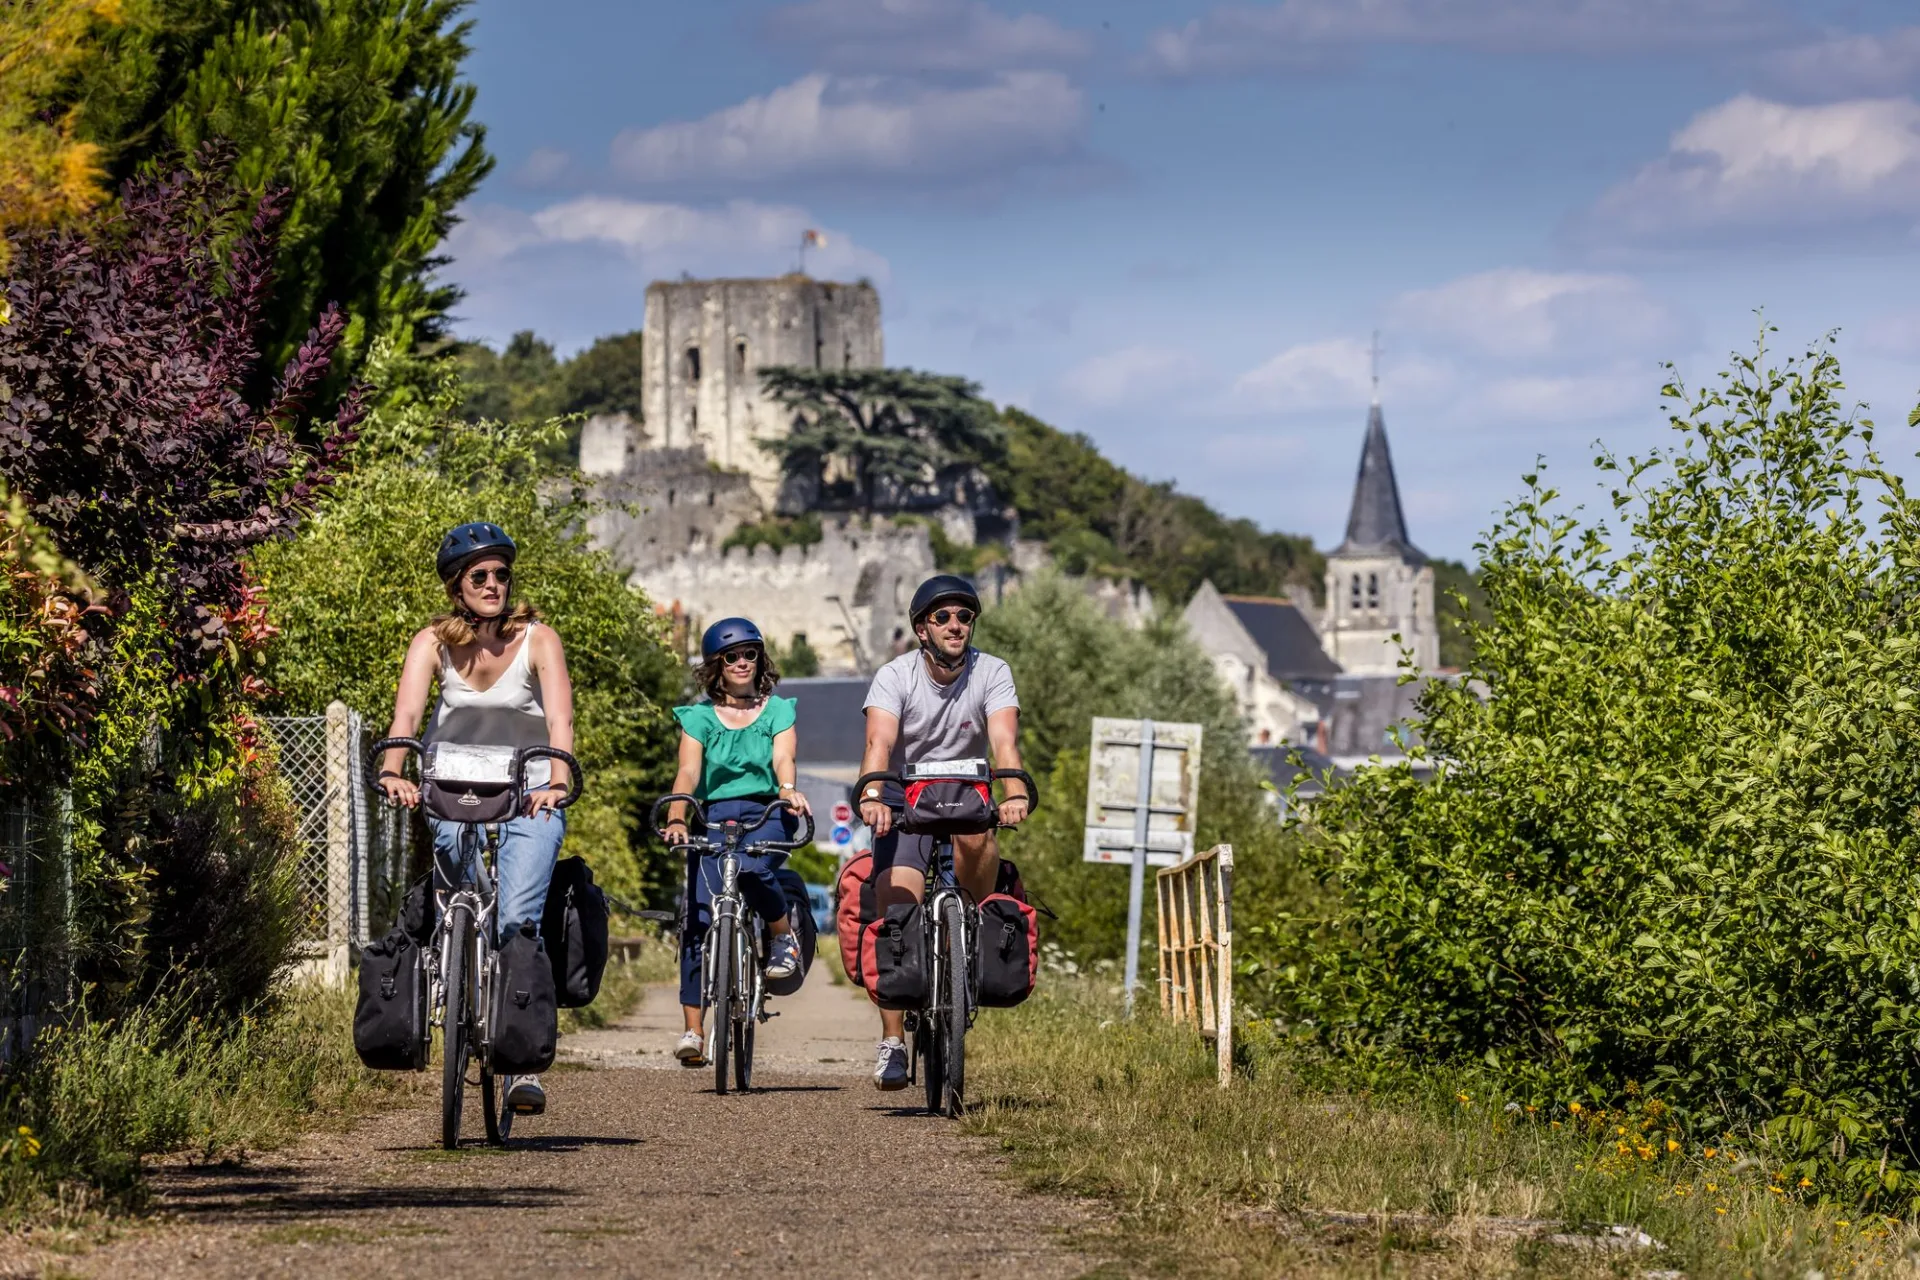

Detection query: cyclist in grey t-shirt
xmin=858 ymin=574 xmax=1030 ymax=1090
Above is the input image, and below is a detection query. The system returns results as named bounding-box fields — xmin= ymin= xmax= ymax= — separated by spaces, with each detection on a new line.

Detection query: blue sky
xmin=444 ymin=0 xmax=1920 ymax=563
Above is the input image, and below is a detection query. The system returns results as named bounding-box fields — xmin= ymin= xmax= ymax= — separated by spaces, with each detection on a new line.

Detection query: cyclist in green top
xmin=663 ymin=618 xmax=812 ymax=1064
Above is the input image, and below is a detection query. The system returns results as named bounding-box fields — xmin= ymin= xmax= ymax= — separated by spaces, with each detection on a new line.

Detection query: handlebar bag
xmin=488 ymin=922 xmax=558 ymax=1074
xmin=975 ymin=894 xmax=1039 ymax=1007
xmin=542 ymin=856 xmax=610 ymax=1009
xmin=762 ymin=867 xmax=816 ymax=998
xmin=836 ymin=853 xmax=880 ymax=1001
xmin=353 ymin=928 xmax=428 ymax=1070
xmin=862 ymin=902 xmax=929 ymax=1009
xmin=421 ymin=742 xmax=519 ymax=824
xmin=899 ymin=779 xmax=995 ymax=836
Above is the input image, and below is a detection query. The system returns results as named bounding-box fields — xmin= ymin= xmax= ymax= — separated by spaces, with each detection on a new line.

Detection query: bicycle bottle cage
xmin=901 ymin=758 xmax=995 ymax=836
xmin=421 ymin=743 xmax=520 ymax=824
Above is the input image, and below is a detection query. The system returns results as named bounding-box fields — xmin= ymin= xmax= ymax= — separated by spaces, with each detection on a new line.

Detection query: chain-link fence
xmin=263 ymin=703 xmax=412 ymax=982
xmin=0 ymin=795 xmax=73 ymax=1057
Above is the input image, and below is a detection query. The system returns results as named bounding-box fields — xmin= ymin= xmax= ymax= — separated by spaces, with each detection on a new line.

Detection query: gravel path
xmin=34 ymin=975 xmax=1100 ymax=1279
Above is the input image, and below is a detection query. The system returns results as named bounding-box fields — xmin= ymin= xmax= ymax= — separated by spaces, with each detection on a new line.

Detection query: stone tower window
xmin=685 ymin=346 xmax=701 ymax=382
xmin=1366 ymin=573 xmax=1380 ymax=610
xmin=733 ymin=339 xmax=747 ymax=378
xmin=1350 ymin=574 xmax=1362 ymax=609
xmin=843 ymin=338 xmax=853 ymax=367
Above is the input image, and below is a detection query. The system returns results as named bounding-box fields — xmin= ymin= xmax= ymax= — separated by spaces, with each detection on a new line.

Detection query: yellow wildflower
xmin=1704 ymin=1147 xmax=1716 ymax=1158
xmin=1799 ymin=1177 xmax=1812 ymax=1188
xmin=1716 ymin=1207 xmax=1727 ymax=1215
xmin=1667 ymin=1139 xmax=1680 ymax=1152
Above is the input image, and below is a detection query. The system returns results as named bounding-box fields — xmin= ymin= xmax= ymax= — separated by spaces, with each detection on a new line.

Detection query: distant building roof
xmin=1335 ymin=403 xmax=1425 ymax=563
xmin=1250 ymin=743 xmax=1336 ymax=793
xmin=1220 ymin=595 xmax=1342 ymax=681
xmin=784 ymin=676 xmax=870 ymax=767
xmin=1325 ymin=673 xmax=1426 ymax=761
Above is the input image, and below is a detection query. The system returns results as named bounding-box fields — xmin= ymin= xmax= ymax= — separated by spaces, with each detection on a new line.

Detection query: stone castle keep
xmin=588 ymin=274 xmax=1438 ymax=761
xmin=639 ymin=277 xmax=882 ymax=505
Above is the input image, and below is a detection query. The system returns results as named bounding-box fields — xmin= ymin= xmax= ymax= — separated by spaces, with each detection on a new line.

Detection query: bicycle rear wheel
xmin=481 ymin=1063 xmax=512 ymax=1144
xmin=440 ymin=905 xmax=472 ymax=1149
xmin=710 ymin=915 xmax=735 ymax=1096
xmin=939 ymin=895 xmax=969 ymax=1117
xmin=920 ymin=1014 xmax=943 ymax=1114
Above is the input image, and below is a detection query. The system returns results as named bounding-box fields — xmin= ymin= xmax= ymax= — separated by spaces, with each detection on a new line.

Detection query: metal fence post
xmin=323 ymin=700 xmax=353 ymax=987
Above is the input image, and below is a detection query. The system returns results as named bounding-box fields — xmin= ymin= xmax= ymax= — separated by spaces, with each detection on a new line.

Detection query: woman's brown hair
xmin=699 ymin=646 xmax=781 ymax=701
xmin=430 ymin=575 xmax=540 ymax=648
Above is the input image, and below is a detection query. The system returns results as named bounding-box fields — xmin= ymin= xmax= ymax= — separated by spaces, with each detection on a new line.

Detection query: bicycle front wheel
xmin=734 ymin=929 xmax=756 ymax=1092
xmin=481 ymin=1065 xmax=512 ymax=1145
xmin=939 ymin=895 xmax=969 ymax=1118
xmin=440 ymin=905 xmax=472 ymax=1149
xmin=710 ymin=915 xmax=735 ymax=1096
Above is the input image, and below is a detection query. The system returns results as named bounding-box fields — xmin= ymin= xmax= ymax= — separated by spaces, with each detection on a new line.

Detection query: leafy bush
xmin=1262 ymin=339 xmax=1920 ymax=1200
xmin=976 ymin=573 xmax=1307 ymax=962
xmin=253 ymin=347 xmax=683 ymax=904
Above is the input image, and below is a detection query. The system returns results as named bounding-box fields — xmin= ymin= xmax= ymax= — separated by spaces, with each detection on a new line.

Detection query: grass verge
xmin=967 ymin=981 xmax=1920 ymax=1279
xmin=0 ymin=980 xmax=417 ymax=1225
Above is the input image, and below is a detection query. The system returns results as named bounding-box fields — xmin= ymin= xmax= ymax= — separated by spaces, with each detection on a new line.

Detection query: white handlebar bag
xmin=421 ymin=742 xmax=520 ymax=824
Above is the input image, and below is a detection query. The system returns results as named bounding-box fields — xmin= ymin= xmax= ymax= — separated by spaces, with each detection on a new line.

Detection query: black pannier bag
xmin=862 ymin=902 xmax=929 ymax=1009
xmin=354 ymin=929 xmax=428 ymax=1070
xmin=398 ymin=874 xmax=437 ymax=946
xmin=975 ymin=894 xmax=1040 ymax=1007
xmin=420 ymin=742 xmax=519 ymax=824
xmin=761 ymin=866 xmax=817 ymax=998
xmin=489 ymin=922 xmax=558 ymax=1074
xmin=541 ymin=855 xmax=610 ymax=1008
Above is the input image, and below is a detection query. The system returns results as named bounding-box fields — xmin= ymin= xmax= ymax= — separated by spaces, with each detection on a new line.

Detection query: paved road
xmin=35 ymin=974 xmax=1099 ymax=1279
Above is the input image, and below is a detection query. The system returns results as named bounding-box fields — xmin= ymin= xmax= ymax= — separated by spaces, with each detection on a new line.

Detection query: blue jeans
xmin=678 ymin=798 xmax=793 ymax=1008
xmin=427 ymin=811 xmax=566 ymax=944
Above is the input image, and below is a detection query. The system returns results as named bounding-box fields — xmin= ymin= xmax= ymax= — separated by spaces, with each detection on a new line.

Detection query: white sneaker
xmin=873 ymin=1037 xmax=909 ymax=1091
xmin=674 ymin=1030 xmax=705 ymax=1063
xmin=505 ymin=1074 xmax=546 ymax=1115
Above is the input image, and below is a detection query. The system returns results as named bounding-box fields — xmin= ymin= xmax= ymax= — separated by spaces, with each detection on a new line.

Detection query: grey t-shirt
xmin=863 ymin=648 xmax=1019 ymax=768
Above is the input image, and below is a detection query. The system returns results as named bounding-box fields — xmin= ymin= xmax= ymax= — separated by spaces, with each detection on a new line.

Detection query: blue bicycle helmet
xmin=701 ymin=617 xmax=764 ymax=658
xmin=437 ymin=521 xmax=517 ymax=582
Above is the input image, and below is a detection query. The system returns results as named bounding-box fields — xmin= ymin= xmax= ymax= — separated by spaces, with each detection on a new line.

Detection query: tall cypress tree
xmin=63 ymin=0 xmax=492 ymax=376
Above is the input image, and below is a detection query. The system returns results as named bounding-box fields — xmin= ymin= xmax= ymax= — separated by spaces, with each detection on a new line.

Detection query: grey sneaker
xmin=505 ymin=1074 xmax=546 ymax=1115
xmin=873 ymin=1037 xmax=909 ymax=1091
xmin=765 ymin=932 xmax=802 ymax=980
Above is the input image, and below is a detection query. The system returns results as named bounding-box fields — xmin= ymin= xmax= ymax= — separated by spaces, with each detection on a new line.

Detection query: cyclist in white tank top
xmin=377 ymin=522 xmax=576 ymax=1118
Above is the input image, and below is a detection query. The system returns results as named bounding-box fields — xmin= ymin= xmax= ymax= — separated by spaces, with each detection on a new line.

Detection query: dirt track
xmin=35 ymin=976 xmax=1102 ymax=1279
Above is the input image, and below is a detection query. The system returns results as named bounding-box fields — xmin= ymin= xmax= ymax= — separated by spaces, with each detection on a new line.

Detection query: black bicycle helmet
xmin=437 ymin=521 xmax=517 ymax=582
xmin=909 ymin=574 xmax=981 ymax=625
xmin=701 ymin=617 xmax=764 ymax=658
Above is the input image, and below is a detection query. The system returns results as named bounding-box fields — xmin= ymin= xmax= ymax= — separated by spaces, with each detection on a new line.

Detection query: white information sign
xmin=1082 ymin=717 xmax=1203 ymax=865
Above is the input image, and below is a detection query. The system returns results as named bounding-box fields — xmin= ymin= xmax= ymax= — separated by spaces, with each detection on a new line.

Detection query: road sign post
xmin=1084 ymin=717 xmax=1203 ymax=1016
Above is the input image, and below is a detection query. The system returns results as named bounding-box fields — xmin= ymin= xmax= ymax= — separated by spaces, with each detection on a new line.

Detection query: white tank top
xmin=425 ymin=623 xmax=551 ymax=788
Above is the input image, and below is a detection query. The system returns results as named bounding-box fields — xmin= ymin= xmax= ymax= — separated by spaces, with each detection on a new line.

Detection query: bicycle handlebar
xmin=648 ymin=793 xmax=816 ymax=852
xmin=851 ymin=767 xmax=1041 ymax=824
xmin=368 ymin=737 xmax=586 ymax=811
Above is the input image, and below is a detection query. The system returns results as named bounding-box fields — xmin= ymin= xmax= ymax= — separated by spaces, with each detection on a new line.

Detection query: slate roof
xmin=1325 ymin=673 xmax=1426 ymax=760
xmin=1336 ymin=403 xmax=1425 ymax=563
xmin=1220 ymin=595 xmax=1342 ymax=681
xmin=1250 ymin=744 xmax=1336 ymax=793
xmin=783 ymin=676 xmax=871 ymax=767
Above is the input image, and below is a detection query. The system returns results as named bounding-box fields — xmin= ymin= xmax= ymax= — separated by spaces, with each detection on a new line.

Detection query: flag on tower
xmin=801 ymin=229 xmax=826 ymax=248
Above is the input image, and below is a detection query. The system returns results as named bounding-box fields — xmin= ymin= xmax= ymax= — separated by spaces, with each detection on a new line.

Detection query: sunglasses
xmin=465 ymin=566 xmax=512 ymax=588
xmin=721 ymin=646 xmax=761 ymax=666
xmin=927 ymin=607 xmax=975 ymax=626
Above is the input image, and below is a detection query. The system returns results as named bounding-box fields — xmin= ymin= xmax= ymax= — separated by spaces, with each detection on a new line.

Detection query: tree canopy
xmin=757 ymin=367 xmax=1005 ymax=511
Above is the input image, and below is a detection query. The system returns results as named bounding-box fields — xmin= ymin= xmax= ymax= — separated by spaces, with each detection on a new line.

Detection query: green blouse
xmin=673 ymin=697 xmax=797 ymax=802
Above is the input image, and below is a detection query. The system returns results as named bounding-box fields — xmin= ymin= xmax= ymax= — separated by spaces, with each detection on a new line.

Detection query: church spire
xmin=1335 ymin=399 xmax=1424 ymax=562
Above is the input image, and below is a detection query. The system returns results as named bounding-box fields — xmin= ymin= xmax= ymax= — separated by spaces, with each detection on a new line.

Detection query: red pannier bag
xmin=976 ymin=857 xmax=1039 ymax=1007
xmin=835 ymin=851 xmax=879 ymax=1000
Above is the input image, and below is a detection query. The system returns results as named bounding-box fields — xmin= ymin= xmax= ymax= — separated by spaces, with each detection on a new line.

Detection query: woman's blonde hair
xmin=431 ymin=574 xmax=539 ymax=647
xmin=699 ymin=646 xmax=781 ymax=701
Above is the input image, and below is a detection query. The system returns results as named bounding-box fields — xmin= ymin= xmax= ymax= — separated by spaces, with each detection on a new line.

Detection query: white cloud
xmin=1580 ymin=94 xmax=1920 ymax=244
xmin=1056 ymin=344 xmax=1209 ymax=410
xmin=512 ymin=147 xmax=573 ymax=188
xmin=1141 ymin=0 xmax=1780 ymax=79
xmin=1391 ymin=268 xmax=1684 ymax=361
xmin=1763 ymin=27 xmax=1920 ymax=99
xmin=1479 ymin=369 xmax=1653 ymax=422
xmin=608 ymin=72 xmax=1085 ymax=187
xmin=761 ymin=0 xmax=1089 ymax=72
xmin=1231 ymin=337 xmax=1453 ymax=413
